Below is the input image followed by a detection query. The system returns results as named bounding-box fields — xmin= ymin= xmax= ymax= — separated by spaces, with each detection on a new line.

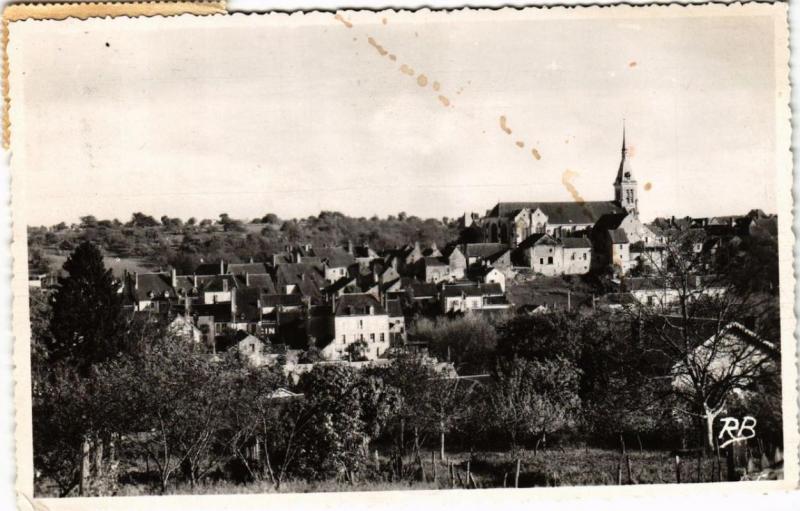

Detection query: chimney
xmin=185 ymin=294 xmax=191 ymax=315
xmin=222 ymin=279 xmax=229 ymax=292
xmin=249 ymin=256 xmax=254 ymax=263
xmin=231 ymin=288 xmax=237 ymax=316
xmin=171 ymin=268 xmax=177 ymax=288
xmin=414 ymin=241 xmax=421 ymax=253
xmin=134 ymin=272 xmax=139 ymax=290
xmin=347 ymin=240 xmax=354 ymax=255
xmin=220 ymin=259 xmax=225 ymax=275
xmin=245 ymin=272 xmax=250 ymax=287
xmin=193 ymin=274 xmax=198 ymax=287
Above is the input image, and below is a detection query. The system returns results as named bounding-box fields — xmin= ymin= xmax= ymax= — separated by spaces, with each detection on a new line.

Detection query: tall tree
xmin=48 ymin=241 xmax=125 ymax=373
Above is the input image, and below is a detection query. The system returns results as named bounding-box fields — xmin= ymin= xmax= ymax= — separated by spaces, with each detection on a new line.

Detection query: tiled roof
xmin=423 ymin=256 xmax=448 ymax=267
xmin=315 ymin=248 xmax=356 ymax=268
xmin=489 ymin=201 xmax=624 ymax=225
xmin=562 ymin=237 xmax=592 ymax=249
xmin=442 ymin=285 xmax=484 ymax=298
xmin=334 ymin=293 xmax=386 ymax=316
xmin=227 ymin=262 xmax=269 ymax=275
xmin=517 ymin=233 xmax=558 ymax=250
xmin=261 ymin=294 xmax=304 ymax=307
xmin=465 ymin=243 xmax=507 ymax=258
xmin=194 ymin=261 xmax=225 ymax=276
xmin=240 ymin=274 xmax=277 ymax=294
xmin=133 ymin=273 xmax=174 ymax=300
xmin=409 ymin=281 xmax=437 ymax=298
xmin=202 ymin=274 xmax=239 ymax=292
xmin=593 ymin=213 xmax=628 ymax=231
xmin=609 ymin=228 xmax=629 ymax=244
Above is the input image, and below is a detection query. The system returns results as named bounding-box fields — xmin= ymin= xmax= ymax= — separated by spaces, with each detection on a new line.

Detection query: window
xmin=342 ymin=334 xmax=346 ymax=344
xmin=583 ymin=253 xmax=587 ymax=260
xmin=358 ymin=319 xmax=363 ymax=328
xmin=539 ymin=258 xmax=544 ymax=265
xmin=370 ymin=333 xmax=375 ymax=343
xmin=215 ymin=323 xmax=222 ymax=334
xmin=250 ymin=344 xmax=256 ymax=353
xmin=571 ymin=253 xmax=575 ymax=260
xmin=380 ymin=333 xmax=385 ymax=343
xmin=547 ymin=256 xmax=553 ymax=264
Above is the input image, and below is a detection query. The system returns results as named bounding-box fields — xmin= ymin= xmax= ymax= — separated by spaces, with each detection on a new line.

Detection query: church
xmin=480 ymin=127 xmax=639 ymax=246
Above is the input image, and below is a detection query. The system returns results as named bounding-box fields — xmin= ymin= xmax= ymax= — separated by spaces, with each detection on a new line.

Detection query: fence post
xmin=466 ymin=460 xmax=471 ymax=488
xmin=674 ymin=455 xmax=681 ymax=484
xmin=515 ymin=458 xmax=521 ymax=488
xmin=432 ymin=452 xmax=437 ymax=482
xmin=450 ymin=461 xmax=455 ymax=488
xmin=626 ymin=454 xmax=634 ymax=484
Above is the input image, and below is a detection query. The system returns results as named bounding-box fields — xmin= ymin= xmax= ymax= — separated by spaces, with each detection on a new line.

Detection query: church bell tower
xmin=614 ymin=123 xmax=638 ymax=217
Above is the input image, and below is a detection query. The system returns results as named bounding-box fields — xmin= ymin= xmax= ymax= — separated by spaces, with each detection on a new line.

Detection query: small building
xmin=325 ymin=293 xmax=390 ymax=361
xmin=514 ymin=233 xmax=563 ymax=276
xmin=562 ymin=237 xmax=592 ymax=275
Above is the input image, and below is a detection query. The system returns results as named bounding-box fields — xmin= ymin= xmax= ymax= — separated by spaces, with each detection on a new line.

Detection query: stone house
xmin=325 ymin=293 xmax=390 ymax=361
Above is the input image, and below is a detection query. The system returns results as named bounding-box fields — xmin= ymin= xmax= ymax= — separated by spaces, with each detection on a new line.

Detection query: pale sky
xmin=8 ymin=5 xmax=784 ymax=226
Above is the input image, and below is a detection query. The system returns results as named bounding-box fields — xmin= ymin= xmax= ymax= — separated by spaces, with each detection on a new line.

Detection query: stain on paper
xmin=499 ymin=115 xmax=512 ymax=135
xmin=531 ymin=148 xmax=542 ymax=160
xmin=400 ymin=64 xmax=415 ymax=76
xmin=417 ymin=74 xmax=428 ymax=87
xmin=644 ymin=182 xmax=652 ymax=191
xmin=562 ymin=169 xmax=586 ymax=205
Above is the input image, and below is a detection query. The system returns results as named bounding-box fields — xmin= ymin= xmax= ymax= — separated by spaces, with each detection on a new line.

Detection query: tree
xmin=488 ymin=356 xmax=581 ymax=452
xmin=48 ymin=242 xmax=125 ymax=373
xmin=410 ymin=315 xmax=497 ymax=373
xmin=630 ymin=230 xmax=780 ymax=450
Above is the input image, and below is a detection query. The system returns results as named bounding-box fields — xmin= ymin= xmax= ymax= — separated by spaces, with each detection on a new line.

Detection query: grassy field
xmin=43 ymin=447 xmax=743 ymax=497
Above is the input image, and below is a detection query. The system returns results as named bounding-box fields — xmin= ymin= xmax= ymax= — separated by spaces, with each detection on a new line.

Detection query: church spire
xmin=614 ymin=120 xmax=638 ymax=217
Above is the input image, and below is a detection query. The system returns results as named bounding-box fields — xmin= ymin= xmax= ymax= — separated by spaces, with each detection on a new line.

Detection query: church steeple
xmin=614 ymin=121 xmax=638 ymax=216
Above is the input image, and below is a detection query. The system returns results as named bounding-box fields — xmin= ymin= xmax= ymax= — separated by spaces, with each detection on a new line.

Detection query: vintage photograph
xmin=7 ymin=2 xmax=796 ymax=502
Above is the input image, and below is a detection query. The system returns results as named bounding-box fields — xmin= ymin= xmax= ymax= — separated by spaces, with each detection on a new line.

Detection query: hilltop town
xmin=26 ymin=131 xmax=778 ymax=370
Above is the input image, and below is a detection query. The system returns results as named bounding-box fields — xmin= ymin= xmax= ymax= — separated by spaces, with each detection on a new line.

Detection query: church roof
xmin=489 ymin=201 xmax=624 ymax=225
xmin=616 ymin=124 xmax=635 ymax=184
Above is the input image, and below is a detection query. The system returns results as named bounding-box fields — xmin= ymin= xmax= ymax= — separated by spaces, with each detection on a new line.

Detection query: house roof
xmin=202 ymin=274 xmax=239 ymax=292
xmin=424 ymin=256 xmax=448 ymax=267
xmin=315 ymin=248 xmax=356 ymax=268
xmin=194 ymin=261 xmax=225 ymax=276
xmin=261 ymin=293 xmax=304 ymax=308
xmin=594 ymin=212 xmax=629 ymax=231
xmin=489 ymin=201 xmax=624 ymax=225
xmin=562 ymin=237 xmax=592 ymax=249
xmin=132 ymin=273 xmax=174 ymax=301
xmin=609 ymin=228 xmax=629 ymax=244
xmin=192 ymin=302 xmax=233 ymax=323
xmin=227 ymin=262 xmax=269 ymax=275
xmin=465 ymin=243 xmax=507 ymax=259
xmin=334 ymin=293 xmax=386 ymax=316
xmin=409 ymin=280 xmax=438 ymax=298
xmin=240 ymin=273 xmax=277 ymax=294
xmin=517 ymin=233 xmax=558 ymax=250
xmin=442 ymin=285 xmax=484 ymax=297
xmin=353 ymin=246 xmax=375 ymax=259
xmin=385 ymin=299 xmax=403 ymax=317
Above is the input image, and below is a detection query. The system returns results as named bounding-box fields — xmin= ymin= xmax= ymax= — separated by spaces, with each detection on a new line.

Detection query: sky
xmin=8 ymin=5 xmax=784 ymax=226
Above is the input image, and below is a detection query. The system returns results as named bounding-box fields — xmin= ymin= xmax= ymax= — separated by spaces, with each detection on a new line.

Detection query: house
xmin=422 ymin=256 xmax=451 ymax=283
xmin=591 ymin=214 xmax=632 ymax=274
xmin=168 ymin=313 xmax=202 ymax=343
xmin=219 ymin=330 xmax=269 ymax=367
xmin=324 ymin=294 xmax=390 ymax=361
xmin=126 ymin=271 xmax=177 ymax=312
xmin=315 ymin=247 xmax=356 ymax=283
xmin=623 ymin=275 xmax=728 ymax=309
xmin=514 ymin=233 xmax=563 ymax=276
xmin=445 ymin=246 xmax=467 ymax=280
xmin=351 ymin=242 xmax=379 ymax=272
xmin=561 ymin=237 xmax=592 ymax=275
xmin=464 ymin=243 xmax=508 ymax=266
xmin=472 ymin=265 xmax=506 ymax=292
xmin=386 ymin=299 xmax=407 ymax=346
xmin=273 ymin=263 xmax=325 ymax=301
xmin=440 ymin=282 xmax=509 ymax=313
